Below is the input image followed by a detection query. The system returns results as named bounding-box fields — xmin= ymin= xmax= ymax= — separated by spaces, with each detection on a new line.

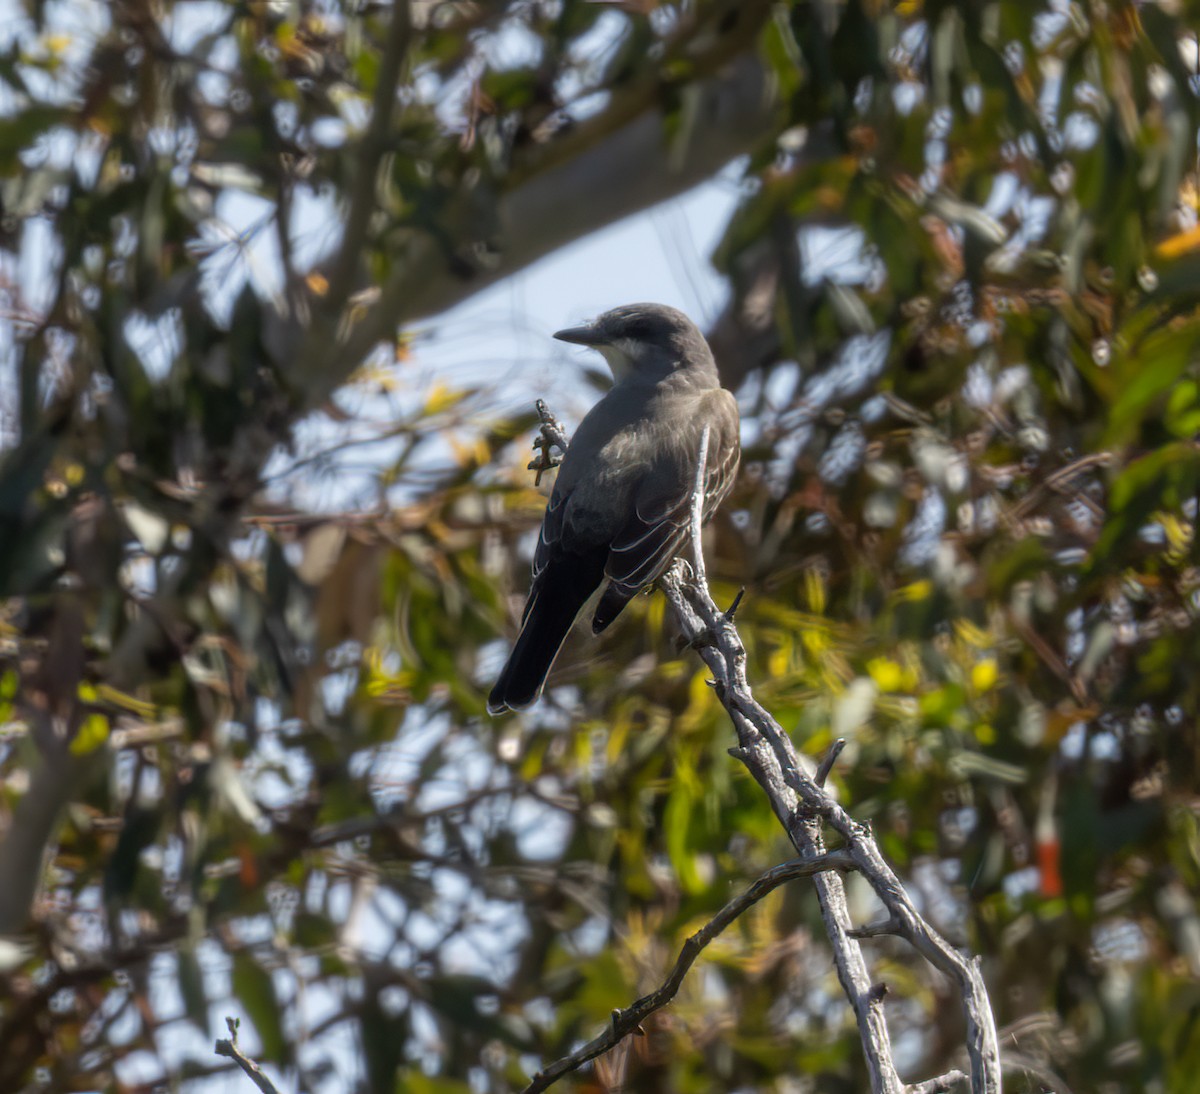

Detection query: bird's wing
xmin=525 ymin=480 xmax=570 ymax=622
xmin=603 ymin=388 xmax=740 ymax=603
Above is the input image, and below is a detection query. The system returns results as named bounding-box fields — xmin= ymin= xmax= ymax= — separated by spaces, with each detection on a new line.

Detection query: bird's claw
xmin=528 ymin=401 xmax=569 ymax=486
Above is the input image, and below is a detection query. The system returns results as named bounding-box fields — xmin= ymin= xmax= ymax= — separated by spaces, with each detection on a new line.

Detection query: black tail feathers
xmin=488 ymin=560 xmax=603 ymax=714
xmin=591 ymin=582 xmax=636 ymax=635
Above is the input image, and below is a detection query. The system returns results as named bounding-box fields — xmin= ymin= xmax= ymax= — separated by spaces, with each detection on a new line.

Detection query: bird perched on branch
xmin=488 ymin=303 xmax=740 ymax=714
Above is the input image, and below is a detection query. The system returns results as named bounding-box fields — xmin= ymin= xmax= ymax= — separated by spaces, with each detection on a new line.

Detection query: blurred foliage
xmin=3 ymin=1 xmax=1200 ymax=1092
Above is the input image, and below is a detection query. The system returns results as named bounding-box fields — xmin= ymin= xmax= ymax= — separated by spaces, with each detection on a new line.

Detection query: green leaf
xmin=177 ymin=948 xmax=208 ymax=1031
xmin=664 ymin=778 xmax=707 ymax=895
xmin=1106 ymin=328 xmax=1200 ymax=445
xmin=231 ymin=952 xmax=285 ymax=1062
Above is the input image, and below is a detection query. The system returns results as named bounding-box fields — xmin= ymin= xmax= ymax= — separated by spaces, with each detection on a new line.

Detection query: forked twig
xmin=522 ymin=851 xmax=856 ymax=1093
xmin=214 ymin=1017 xmax=282 ymax=1094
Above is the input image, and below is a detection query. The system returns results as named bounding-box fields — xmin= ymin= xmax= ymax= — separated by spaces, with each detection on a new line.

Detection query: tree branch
xmin=523 ymin=404 xmax=1003 ymax=1093
xmin=0 ymin=13 xmax=767 ymax=936
xmin=327 ymin=0 xmax=414 ymax=307
xmin=522 ymin=851 xmax=857 ymax=1094
xmin=688 ymin=422 xmax=712 ymax=588
xmin=660 ymin=571 xmax=1002 ymax=1091
xmin=295 ymin=23 xmax=783 ymax=409
xmin=659 ymin=565 xmax=1002 ymax=1090
xmin=664 ymin=464 xmax=904 ymax=1091
xmin=214 ymin=1017 xmax=282 ymax=1094
xmin=907 ymin=1072 xmax=970 ymax=1094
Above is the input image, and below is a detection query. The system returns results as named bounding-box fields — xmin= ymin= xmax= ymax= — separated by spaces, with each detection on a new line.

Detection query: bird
xmin=488 ymin=303 xmax=740 ymax=715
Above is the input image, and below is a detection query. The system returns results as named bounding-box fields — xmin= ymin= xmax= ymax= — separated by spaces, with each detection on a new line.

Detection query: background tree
xmin=2 ymin=1 xmax=1200 ymax=1091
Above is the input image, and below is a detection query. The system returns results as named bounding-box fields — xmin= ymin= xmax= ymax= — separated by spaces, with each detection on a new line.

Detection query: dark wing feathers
xmin=606 ymin=507 xmax=690 ymax=589
xmin=531 ymin=487 xmax=567 ymax=583
xmin=592 ymin=396 xmax=739 ymax=632
xmin=497 ymin=385 xmax=741 ymax=701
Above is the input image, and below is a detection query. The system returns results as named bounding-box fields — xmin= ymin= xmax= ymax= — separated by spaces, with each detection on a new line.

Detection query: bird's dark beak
xmin=553 ymin=324 xmax=607 ymax=346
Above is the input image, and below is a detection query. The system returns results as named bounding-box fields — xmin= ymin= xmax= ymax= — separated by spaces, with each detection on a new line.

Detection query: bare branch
xmin=689 ymin=422 xmax=712 ymax=588
xmin=521 ymin=851 xmax=857 ymax=1094
xmin=848 ymin=918 xmax=902 ymax=940
xmin=214 ymin=1017 xmax=282 ymax=1094
xmin=907 ymin=1072 xmax=970 ymax=1093
xmin=523 ymin=405 xmax=1003 ymax=1094
xmin=665 ymin=442 xmax=911 ymax=1087
xmin=659 ymin=568 xmax=1002 ymax=1090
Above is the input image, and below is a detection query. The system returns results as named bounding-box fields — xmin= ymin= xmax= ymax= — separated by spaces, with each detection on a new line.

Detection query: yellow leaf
xmin=867 ymin=657 xmax=903 ymax=692
xmin=804 ymin=568 xmax=826 ymax=614
xmin=447 ymin=433 xmax=491 ymax=469
xmin=426 ymin=382 xmax=466 ymax=416
xmin=305 ymin=271 xmax=329 ymax=296
xmin=893 ymin=579 xmax=932 ymax=602
xmin=70 ymin=712 xmax=109 ymax=755
xmin=800 ymin=624 xmax=827 ymax=657
xmin=682 ymin=669 xmax=716 ymax=728
xmin=1158 ymin=512 xmax=1193 ymax=554
xmin=606 ymin=711 xmax=631 ymax=766
xmin=1156 ymin=225 xmax=1200 ymax=260
xmin=954 ymin=619 xmax=991 ymax=648
xmin=95 ymin=684 xmax=156 ymax=719
xmin=350 ymin=361 xmax=399 ymax=392
xmin=971 ymin=659 xmax=999 ymax=692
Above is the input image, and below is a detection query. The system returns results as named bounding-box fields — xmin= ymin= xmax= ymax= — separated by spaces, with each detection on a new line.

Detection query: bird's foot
xmin=529 ymin=400 xmax=569 ymax=485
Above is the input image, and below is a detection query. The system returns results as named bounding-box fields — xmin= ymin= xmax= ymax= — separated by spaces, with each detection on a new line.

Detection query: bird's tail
xmin=488 ymin=560 xmax=602 ymax=714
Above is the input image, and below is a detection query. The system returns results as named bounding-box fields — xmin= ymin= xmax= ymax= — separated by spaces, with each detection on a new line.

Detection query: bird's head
xmin=553 ymin=303 xmax=713 ymax=383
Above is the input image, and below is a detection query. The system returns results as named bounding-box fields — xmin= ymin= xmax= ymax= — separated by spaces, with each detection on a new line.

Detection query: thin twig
xmin=907 ymin=1071 xmax=969 ymax=1093
xmin=815 ymin=737 xmax=847 ymax=788
xmin=521 ymin=851 xmax=856 ymax=1094
xmin=214 ymin=1017 xmax=281 ymax=1094
xmin=108 ymin=717 xmax=186 ymax=750
xmin=848 ymin=918 xmax=902 ymax=940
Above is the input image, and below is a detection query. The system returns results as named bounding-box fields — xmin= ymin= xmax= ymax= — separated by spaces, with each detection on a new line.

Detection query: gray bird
xmin=488 ymin=303 xmax=740 ymax=714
